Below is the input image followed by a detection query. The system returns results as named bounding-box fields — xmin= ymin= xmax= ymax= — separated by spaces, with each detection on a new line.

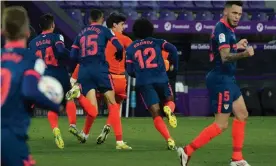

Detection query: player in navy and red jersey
xmin=29 ymin=13 xmax=70 ymax=149
xmin=66 ymin=13 xmax=132 ymax=149
xmin=177 ymin=1 xmax=254 ymax=166
xmin=1 ymin=6 xmax=62 ymax=166
xmin=125 ymin=18 xmax=178 ymax=150
xmin=67 ymin=9 xmax=131 ymax=149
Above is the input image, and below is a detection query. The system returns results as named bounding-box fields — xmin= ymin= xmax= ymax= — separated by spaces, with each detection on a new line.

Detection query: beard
xmin=227 ymin=17 xmax=238 ymax=28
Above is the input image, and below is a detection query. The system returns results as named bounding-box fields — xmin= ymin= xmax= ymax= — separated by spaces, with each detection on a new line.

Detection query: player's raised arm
xmin=219 ymin=46 xmax=254 ymax=63
xmin=67 ymin=36 xmax=80 ymax=72
xmin=161 ymin=40 xmax=179 ymax=71
xmin=104 ymin=27 xmax=124 ymax=61
xmin=55 ymin=34 xmax=70 ymax=59
xmin=21 ymin=58 xmax=61 ymax=113
xmin=125 ymin=48 xmax=135 ymax=77
xmin=70 ymin=36 xmax=80 ymax=61
xmin=216 ymin=32 xmax=254 ymax=63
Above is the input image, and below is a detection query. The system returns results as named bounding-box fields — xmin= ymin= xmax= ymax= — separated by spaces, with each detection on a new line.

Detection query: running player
xmin=29 ymin=13 xmax=70 ymax=149
xmin=125 ymin=18 xmax=178 ymax=150
xmin=177 ymin=1 xmax=253 ymax=165
xmin=1 ymin=6 xmax=62 ymax=166
xmin=96 ymin=12 xmax=132 ymax=145
xmin=67 ymin=9 xmax=131 ymax=149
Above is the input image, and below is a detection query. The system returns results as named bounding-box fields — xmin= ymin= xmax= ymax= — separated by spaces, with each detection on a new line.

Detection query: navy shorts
xmin=137 ymin=82 xmax=173 ymax=109
xmin=77 ymin=66 xmax=113 ymax=96
xmin=1 ymin=128 xmax=35 ymax=166
xmin=206 ymin=74 xmax=241 ymax=114
xmin=45 ymin=69 xmax=71 ymax=107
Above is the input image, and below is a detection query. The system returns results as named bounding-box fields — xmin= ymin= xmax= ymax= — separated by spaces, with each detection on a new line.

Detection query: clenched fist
xmin=245 ymin=46 xmax=254 ymax=57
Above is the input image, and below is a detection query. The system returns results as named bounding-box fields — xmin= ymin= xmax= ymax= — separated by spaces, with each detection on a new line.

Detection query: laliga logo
xmin=195 ymin=22 xmax=202 ymax=31
xmin=256 ymin=23 xmax=264 ymax=32
xmin=164 ymin=22 xmax=172 ymax=31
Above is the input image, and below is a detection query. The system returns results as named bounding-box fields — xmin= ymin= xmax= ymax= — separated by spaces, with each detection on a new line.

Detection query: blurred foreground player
xmin=177 ymin=1 xmax=254 ymax=166
xmin=126 ymin=18 xmax=178 ymax=150
xmin=96 ymin=12 xmax=132 ymax=145
xmin=1 ymin=6 xmax=62 ymax=166
xmin=29 ymin=13 xmax=70 ymax=149
xmin=67 ymin=9 xmax=132 ymax=149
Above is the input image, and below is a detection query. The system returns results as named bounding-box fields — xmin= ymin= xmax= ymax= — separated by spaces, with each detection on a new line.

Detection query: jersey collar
xmin=90 ymin=22 xmax=101 ymax=25
xmin=4 ymin=40 xmax=26 ymax=48
xmin=220 ymin=18 xmax=235 ymax=32
xmin=41 ymin=30 xmax=53 ymax=34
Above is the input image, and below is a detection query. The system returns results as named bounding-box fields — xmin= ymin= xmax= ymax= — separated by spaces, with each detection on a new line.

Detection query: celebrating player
xmin=67 ymin=9 xmax=132 ymax=149
xmin=177 ymin=1 xmax=254 ymax=166
xmin=96 ymin=12 xmax=132 ymax=145
xmin=125 ymin=18 xmax=178 ymax=150
xmin=1 ymin=6 xmax=62 ymax=166
xmin=29 ymin=13 xmax=71 ymax=149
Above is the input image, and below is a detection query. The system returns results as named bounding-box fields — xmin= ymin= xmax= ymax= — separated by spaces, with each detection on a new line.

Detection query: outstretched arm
xmin=22 ymin=59 xmax=60 ymax=113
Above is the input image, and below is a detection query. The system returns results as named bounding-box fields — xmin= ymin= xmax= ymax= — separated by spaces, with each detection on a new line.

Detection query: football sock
xmin=78 ymin=94 xmax=98 ymax=117
xmin=66 ymin=100 xmax=77 ymax=125
xmin=106 ymin=103 xmax=122 ymax=126
xmin=78 ymin=95 xmax=98 ymax=135
xmin=83 ymin=115 xmax=96 ymax=135
xmin=153 ymin=116 xmax=171 ymax=140
xmin=47 ymin=111 xmax=58 ymax=129
xmin=185 ymin=123 xmax=222 ymax=156
xmin=106 ymin=116 xmax=112 ymax=126
xmin=164 ymin=101 xmax=175 ymax=113
xmin=108 ymin=103 xmax=122 ymax=141
xmin=232 ymin=118 xmax=246 ymax=161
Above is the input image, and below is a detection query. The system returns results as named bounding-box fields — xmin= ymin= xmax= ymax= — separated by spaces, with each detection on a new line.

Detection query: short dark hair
xmin=90 ymin=9 xmax=103 ymax=22
xmin=132 ymin=18 xmax=154 ymax=39
xmin=39 ymin=13 xmax=54 ymax=30
xmin=106 ymin=12 xmax=126 ymax=28
xmin=2 ymin=6 xmax=29 ymax=40
xmin=225 ymin=1 xmax=243 ymax=8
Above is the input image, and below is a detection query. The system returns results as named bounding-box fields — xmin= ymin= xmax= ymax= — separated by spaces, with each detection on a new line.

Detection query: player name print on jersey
xmin=36 ymin=39 xmax=51 ymax=46
xmin=1 ymin=52 xmax=23 ymax=63
xmin=133 ymin=40 xmax=153 ymax=48
xmin=78 ymin=26 xmax=101 ymax=37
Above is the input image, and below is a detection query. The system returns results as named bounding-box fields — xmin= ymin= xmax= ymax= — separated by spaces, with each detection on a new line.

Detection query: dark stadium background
xmin=3 ymin=1 xmax=276 ymax=117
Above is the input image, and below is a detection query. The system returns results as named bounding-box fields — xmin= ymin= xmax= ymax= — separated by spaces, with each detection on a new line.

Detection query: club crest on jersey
xmin=224 ymin=104 xmax=229 ymax=110
xmin=219 ymin=33 xmax=226 ymax=43
xmin=59 ymin=35 xmax=64 ymax=42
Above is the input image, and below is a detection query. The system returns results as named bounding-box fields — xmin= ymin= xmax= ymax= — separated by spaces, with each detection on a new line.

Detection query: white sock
xmin=81 ymin=131 xmax=89 ymax=139
xmin=116 ymin=141 xmax=124 ymax=145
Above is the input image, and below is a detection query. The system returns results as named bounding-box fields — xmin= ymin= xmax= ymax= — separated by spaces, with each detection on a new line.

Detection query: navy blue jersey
xmin=29 ymin=32 xmax=68 ymax=69
xmin=1 ymin=44 xmax=46 ymax=137
xmin=71 ymin=23 xmax=118 ymax=69
xmin=126 ymin=37 xmax=170 ymax=86
xmin=209 ymin=19 xmax=238 ymax=76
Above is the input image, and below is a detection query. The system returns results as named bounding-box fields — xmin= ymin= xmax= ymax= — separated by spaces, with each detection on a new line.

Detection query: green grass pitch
xmin=29 ymin=117 xmax=276 ymax=166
